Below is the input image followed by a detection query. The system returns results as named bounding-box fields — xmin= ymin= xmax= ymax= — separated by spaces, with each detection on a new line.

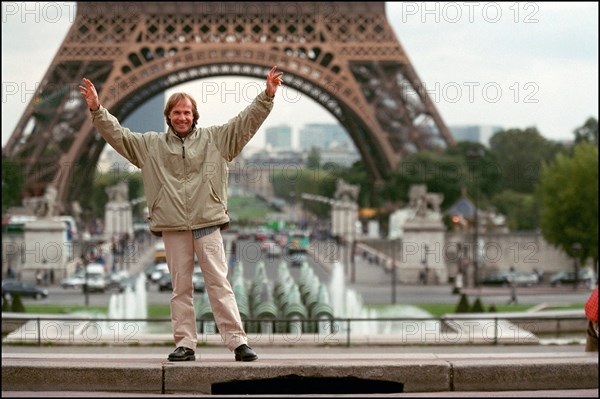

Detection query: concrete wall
xmin=359 ymin=231 xmax=577 ymax=284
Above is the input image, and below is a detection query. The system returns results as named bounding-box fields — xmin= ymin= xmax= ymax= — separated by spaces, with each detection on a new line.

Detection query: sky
xmin=2 ymin=2 xmax=598 ymax=150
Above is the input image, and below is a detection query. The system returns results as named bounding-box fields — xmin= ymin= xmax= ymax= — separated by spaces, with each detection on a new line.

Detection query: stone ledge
xmin=2 ymin=354 xmax=597 ymax=394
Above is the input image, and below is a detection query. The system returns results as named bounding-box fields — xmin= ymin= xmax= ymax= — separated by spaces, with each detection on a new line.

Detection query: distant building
xmin=97 ymin=148 xmax=129 ymax=174
xmin=449 ymin=125 xmax=503 ymax=147
xmin=265 ymin=124 xmax=292 ymax=150
xmin=229 ymin=150 xmax=304 ymax=197
xmin=298 ymin=123 xmax=356 ymax=152
xmin=319 ymin=146 xmax=361 ymax=167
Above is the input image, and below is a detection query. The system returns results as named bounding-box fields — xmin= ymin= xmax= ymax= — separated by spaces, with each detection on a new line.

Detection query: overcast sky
xmin=2 ymin=2 xmax=598 ymax=149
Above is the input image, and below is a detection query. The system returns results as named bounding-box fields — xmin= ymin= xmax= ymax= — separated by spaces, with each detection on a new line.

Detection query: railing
xmin=2 ymin=314 xmax=588 ymax=347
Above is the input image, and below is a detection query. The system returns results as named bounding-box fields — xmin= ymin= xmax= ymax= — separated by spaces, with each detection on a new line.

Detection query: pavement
xmin=2 ymin=237 xmax=598 ymax=396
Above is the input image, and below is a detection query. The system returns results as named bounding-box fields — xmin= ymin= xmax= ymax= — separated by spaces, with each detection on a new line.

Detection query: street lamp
xmin=391 ymin=238 xmax=399 ymax=304
xmin=421 ymin=244 xmax=429 ymax=285
xmin=467 ymin=148 xmax=484 ymax=288
xmin=350 ymin=213 xmax=357 ymax=284
xmin=572 ymin=242 xmax=582 ymax=290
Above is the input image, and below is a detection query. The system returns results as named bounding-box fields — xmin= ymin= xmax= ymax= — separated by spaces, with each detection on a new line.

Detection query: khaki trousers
xmin=162 ymin=229 xmax=247 ymax=351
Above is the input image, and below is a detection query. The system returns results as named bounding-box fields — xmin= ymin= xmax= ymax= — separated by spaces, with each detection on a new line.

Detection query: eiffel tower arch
xmin=3 ymin=2 xmax=454 ymax=216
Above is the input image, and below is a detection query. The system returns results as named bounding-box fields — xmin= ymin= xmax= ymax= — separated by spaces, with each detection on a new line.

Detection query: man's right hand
xmin=79 ymin=78 xmax=100 ymax=111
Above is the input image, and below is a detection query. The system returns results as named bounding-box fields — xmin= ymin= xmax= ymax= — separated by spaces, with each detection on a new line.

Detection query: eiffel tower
xmin=3 ymin=2 xmax=454 ymax=215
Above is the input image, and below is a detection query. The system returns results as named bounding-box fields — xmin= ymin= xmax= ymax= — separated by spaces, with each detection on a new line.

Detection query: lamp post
xmin=342 ymin=202 xmax=349 ymax=276
xmin=572 ymin=242 xmax=582 ymax=290
xmin=350 ymin=212 xmax=356 ymax=284
xmin=392 ymin=238 xmax=398 ymax=304
xmin=84 ymin=267 xmax=89 ymax=306
xmin=422 ymin=244 xmax=429 ymax=285
xmin=468 ymin=148 xmax=484 ymax=288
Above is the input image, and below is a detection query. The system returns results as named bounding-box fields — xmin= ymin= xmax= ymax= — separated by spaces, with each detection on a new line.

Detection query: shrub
xmin=2 ymin=294 xmax=12 ymax=312
xmin=471 ymin=297 xmax=485 ymax=313
xmin=455 ymin=293 xmax=470 ymax=313
xmin=11 ymin=294 xmax=26 ymax=313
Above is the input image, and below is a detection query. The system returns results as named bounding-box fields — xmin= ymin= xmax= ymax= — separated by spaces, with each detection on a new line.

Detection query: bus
xmin=154 ymin=240 xmax=166 ymax=263
xmin=286 ymin=230 xmax=310 ymax=267
xmin=286 ymin=230 xmax=310 ymax=252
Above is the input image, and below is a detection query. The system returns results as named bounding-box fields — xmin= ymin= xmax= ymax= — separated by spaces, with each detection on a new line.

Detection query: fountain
xmin=105 ymin=273 xmax=149 ymax=340
xmin=328 ymin=261 xmax=435 ymax=336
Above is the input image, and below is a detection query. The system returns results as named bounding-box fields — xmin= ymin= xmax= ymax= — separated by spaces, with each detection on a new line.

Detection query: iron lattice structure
xmin=3 ymin=2 xmax=454 ymax=215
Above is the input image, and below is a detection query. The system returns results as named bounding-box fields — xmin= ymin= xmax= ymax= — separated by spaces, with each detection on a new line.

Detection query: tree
xmin=390 ymin=151 xmax=469 ymax=211
xmin=2 ymin=156 xmax=24 ymax=213
xmin=489 ymin=128 xmax=565 ymax=194
xmin=491 ymin=190 xmax=539 ymax=231
xmin=271 ymin=166 xmax=336 ymax=219
xmin=536 ymin=141 xmax=598 ymax=264
xmin=574 ymin=117 xmax=598 ymax=146
xmin=444 ymin=141 xmax=504 ymax=200
xmin=338 ymin=160 xmax=373 ymax=207
xmin=305 ymin=146 xmax=321 ymax=169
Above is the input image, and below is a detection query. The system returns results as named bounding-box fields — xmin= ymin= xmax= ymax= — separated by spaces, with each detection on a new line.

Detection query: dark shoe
xmin=234 ymin=344 xmax=258 ymax=362
xmin=168 ymin=346 xmax=196 ymax=361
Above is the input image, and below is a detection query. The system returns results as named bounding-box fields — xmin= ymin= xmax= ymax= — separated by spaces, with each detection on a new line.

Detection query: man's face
xmin=169 ymin=98 xmax=194 ymax=136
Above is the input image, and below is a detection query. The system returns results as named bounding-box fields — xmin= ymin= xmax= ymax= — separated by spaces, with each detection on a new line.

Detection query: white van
xmin=84 ymin=263 xmax=107 ymax=293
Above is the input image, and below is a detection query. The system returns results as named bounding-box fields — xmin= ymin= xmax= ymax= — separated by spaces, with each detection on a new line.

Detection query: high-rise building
xmin=298 ymin=123 xmax=355 ymax=152
xmin=449 ymin=125 xmax=503 ymax=147
xmin=265 ymin=124 xmax=292 ymax=150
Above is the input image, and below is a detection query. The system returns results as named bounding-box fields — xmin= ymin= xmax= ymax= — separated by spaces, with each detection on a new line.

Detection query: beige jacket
xmin=91 ymin=91 xmax=274 ymax=233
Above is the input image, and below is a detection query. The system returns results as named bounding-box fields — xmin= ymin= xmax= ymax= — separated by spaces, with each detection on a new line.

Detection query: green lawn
xmin=414 ymin=303 xmax=531 ymax=317
xmin=19 ymin=304 xmax=171 ymax=318
xmin=18 ymin=303 xmax=584 ymax=319
xmin=227 ymin=195 xmax=272 ymax=224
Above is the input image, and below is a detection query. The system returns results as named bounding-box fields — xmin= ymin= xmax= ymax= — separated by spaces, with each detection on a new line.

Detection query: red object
xmin=585 ymin=287 xmax=598 ymax=322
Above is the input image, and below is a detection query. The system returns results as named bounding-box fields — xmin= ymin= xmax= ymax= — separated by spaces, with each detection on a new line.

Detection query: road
xmin=16 ymin=234 xmax=593 ymax=310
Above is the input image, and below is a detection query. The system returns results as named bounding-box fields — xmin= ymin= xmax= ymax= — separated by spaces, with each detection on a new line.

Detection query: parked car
xmin=105 ymin=270 xmax=130 ymax=291
xmin=83 ymin=274 xmax=106 ymax=293
xmin=2 ymin=279 xmax=48 ymax=300
xmin=481 ymin=271 xmax=539 ymax=287
xmin=288 ymin=250 xmax=308 ymax=267
xmin=144 ymin=262 xmax=159 ymax=281
xmin=237 ymin=228 xmax=252 ymax=240
xmin=158 ymin=272 xmax=172 ymax=292
xmin=255 ymin=227 xmax=272 ymax=241
xmin=481 ymin=272 xmax=512 ymax=287
xmin=260 ymin=240 xmax=282 ymax=257
xmin=193 ymin=267 xmax=205 ymax=293
xmin=150 ymin=262 xmax=169 ymax=283
xmin=61 ymin=271 xmax=86 ymax=289
xmin=510 ymin=272 xmax=539 ymax=287
xmin=113 ymin=275 xmax=135 ymax=293
xmin=550 ymin=269 xmax=596 ymax=287
xmin=82 ymin=263 xmax=107 ymax=293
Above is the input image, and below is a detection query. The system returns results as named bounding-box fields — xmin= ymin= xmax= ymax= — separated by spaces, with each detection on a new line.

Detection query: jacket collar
xmin=167 ymin=126 xmax=196 ymax=141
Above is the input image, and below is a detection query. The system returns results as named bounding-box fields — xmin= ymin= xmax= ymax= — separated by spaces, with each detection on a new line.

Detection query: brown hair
xmin=164 ymin=93 xmax=199 ymax=129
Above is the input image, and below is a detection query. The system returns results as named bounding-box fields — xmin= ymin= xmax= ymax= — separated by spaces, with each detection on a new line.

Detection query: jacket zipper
xmin=175 ymin=133 xmax=190 ymax=228
xmin=175 ymin=134 xmax=186 ymax=159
